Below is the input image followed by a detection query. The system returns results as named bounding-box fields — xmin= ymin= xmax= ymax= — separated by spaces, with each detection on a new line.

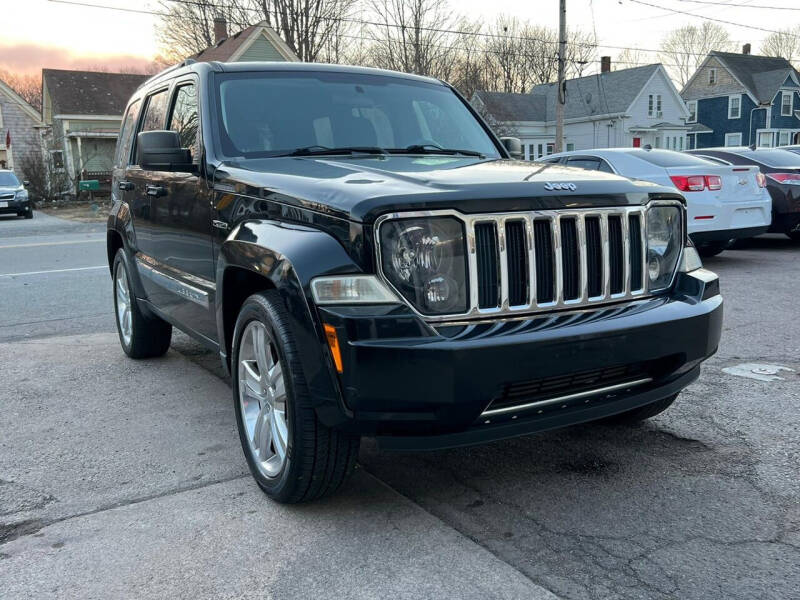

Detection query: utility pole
xmin=555 ymin=0 xmax=566 ymax=152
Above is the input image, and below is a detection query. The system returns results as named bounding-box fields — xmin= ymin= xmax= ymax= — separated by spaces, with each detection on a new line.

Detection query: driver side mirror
xmin=22 ymin=180 xmax=30 ymax=187
xmin=137 ymin=130 xmax=194 ymax=172
xmin=500 ymin=137 xmax=522 ymax=159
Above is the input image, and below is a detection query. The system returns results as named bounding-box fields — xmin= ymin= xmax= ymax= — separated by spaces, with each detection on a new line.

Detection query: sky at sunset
xmin=1 ymin=0 xmax=797 ymax=75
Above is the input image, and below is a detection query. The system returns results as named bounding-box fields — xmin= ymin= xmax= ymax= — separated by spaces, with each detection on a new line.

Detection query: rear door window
xmin=566 ymin=157 xmax=602 ymax=170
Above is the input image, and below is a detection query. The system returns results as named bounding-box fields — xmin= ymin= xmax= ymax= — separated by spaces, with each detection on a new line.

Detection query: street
xmin=1 ymin=212 xmax=798 ymax=599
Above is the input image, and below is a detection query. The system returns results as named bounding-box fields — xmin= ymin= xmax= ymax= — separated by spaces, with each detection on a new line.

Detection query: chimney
xmin=213 ymin=16 xmax=228 ymax=45
xmin=743 ymin=43 xmax=751 ymax=55
xmin=601 ymin=56 xmax=611 ymax=73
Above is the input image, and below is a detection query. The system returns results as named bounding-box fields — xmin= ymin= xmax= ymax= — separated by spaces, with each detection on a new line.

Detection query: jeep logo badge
xmin=544 ymin=182 xmax=577 ymax=191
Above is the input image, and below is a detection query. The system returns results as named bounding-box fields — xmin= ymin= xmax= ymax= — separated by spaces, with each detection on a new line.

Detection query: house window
xmin=654 ymin=137 xmax=660 ymax=148
xmin=778 ymin=130 xmax=790 ymax=146
xmin=725 ymin=133 xmax=742 ymax=146
xmin=648 ymin=94 xmax=663 ymax=118
xmin=758 ymin=131 xmax=773 ymax=147
xmin=546 ymin=143 xmax=554 ymax=155
xmin=679 ymin=136 xmax=684 ymax=150
xmin=566 ymin=143 xmax=575 ymax=151
xmin=687 ymin=100 xmax=697 ymax=123
xmin=709 ymin=68 xmax=717 ymax=85
xmin=781 ymin=91 xmax=793 ymax=116
xmin=728 ymin=95 xmax=741 ymax=119
xmin=50 ymin=149 xmax=64 ymax=170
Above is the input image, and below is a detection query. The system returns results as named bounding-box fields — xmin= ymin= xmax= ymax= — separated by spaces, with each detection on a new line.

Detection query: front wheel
xmin=23 ymin=209 xmax=33 ymax=219
xmin=787 ymin=231 xmax=800 ymax=242
xmin=232 ymin=290 xmax=359 ymax=503
xmin=112 ymin=249 xmax=172 ymax=358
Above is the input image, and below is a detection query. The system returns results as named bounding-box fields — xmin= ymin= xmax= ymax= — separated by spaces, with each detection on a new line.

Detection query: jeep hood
xmin=215 ymin=155 xmax=680 ymax=223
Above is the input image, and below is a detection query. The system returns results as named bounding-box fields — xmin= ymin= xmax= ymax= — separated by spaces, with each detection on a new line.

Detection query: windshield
xmin=0 ymin=172 xmax=20 ymax=187
xmin=214 ymin=71 xmax=501 ymax=159
xmin=625 ymin=149 xmax=717 ymax=168
xmin=732 ymin=149 xmax=800 ymax=168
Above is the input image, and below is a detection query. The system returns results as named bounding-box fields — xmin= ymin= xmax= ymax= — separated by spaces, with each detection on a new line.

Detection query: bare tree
xmin=0 ymin=69 xmax=42 ymax=112
xmin=485 ymin=15 xmax=524 ymax=93
xmin=156 ymin=0 xmax=357 ymax=63
xmin=760 ymin=26 xmax=800 ymax=68
xmin=566 ymin=29 xmax=597 ymax=78
xmin=366 ymin=0 xmax=459 ymax=78
xmin=659 ymin=23 xmax=734 ymax=88
xmin=613 ymin=48 xmax=650 ymax=70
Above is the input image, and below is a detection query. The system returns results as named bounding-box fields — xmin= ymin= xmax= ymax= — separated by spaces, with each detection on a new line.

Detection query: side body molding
xmin=216 ymin=219 xmax=366 ymax=427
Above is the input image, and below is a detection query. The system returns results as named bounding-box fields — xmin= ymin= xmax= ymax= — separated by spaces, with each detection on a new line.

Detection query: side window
xmin=115 ymin=99 xmax=141 ymax=168
xmin=168 ymin=83 xmax=200 ymax=162
xmin=566 ymin=157 xmax=601 ymax=170
xmin=141 ymin=89 xmax=169 ymax=132
xmin=598 ymin=159 xmax=615 ymax=173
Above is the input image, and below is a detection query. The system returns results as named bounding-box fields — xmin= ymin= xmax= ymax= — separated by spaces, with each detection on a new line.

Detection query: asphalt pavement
xmin=0 ymin=211 xmax=798 ymax=599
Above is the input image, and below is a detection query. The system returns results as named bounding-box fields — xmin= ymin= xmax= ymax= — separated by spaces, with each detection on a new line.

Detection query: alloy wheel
xmin=115 ymin=263 xmax=133 ymax=346
xmin=238 ymin=321 xmax=289 ymax=478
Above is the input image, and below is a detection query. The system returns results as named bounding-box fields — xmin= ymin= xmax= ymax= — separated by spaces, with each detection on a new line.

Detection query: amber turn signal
xmin=323 ymin=324 xmax=343 ymax=373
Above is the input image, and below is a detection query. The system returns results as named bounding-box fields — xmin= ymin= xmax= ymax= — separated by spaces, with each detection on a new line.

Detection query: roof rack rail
xmin=137 ymin=58 xmax=197 ymax=90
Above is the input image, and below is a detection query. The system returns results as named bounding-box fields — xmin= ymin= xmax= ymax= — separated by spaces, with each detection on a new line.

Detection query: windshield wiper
xmin=282 ymin=145 xmax=389 ymax=157
xmin=398 ymin=144 xmax=485 ymax=158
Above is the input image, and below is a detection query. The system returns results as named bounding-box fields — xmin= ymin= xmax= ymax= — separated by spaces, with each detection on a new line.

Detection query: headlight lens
xmin=15 ymin=190 xmax=28 ymax=201
xmin=379 ymin=217 xmax=468 ymax=315
xmin=646 ymin=205 xmax=682 ymax=291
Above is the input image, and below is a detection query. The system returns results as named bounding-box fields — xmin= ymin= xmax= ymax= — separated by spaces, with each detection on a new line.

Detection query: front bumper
xmin=0 ymin=198 xmax=31 ymax=215
xmin=318 ymin=269 xmax=722 ymax=450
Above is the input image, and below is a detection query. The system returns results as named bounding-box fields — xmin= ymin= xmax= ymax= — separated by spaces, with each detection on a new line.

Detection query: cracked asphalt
xmin=1 ymin=212 xmax=798 ymax=599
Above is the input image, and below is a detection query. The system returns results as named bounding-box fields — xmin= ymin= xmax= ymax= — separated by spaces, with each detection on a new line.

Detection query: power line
xmin=669 ymin=0 xmax=800 ymax=10
xmin=47 ymin=0 xmax=733 ymax=59
xmin=625 ymin=0 xmax=800 ymax=38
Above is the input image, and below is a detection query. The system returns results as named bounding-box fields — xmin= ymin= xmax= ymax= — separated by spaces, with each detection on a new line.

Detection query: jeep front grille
xmin=470 ymin=208 xmax=648 ymax=316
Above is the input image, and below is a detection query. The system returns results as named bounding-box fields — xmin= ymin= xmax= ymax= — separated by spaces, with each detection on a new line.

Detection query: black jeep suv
xmin=107 ymin=61 xmax=722 ymax=503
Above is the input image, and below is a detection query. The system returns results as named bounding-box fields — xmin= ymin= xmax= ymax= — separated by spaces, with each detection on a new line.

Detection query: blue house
xmin=681 ymin=48 xmax=800 ymax=149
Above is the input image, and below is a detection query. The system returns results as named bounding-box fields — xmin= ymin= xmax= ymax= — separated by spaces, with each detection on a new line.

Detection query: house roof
xmin=472 ymin=91 xmax=548 ymax=121
xmin=42 ymin=69 xmax=148 ymax=116
xmin=0 ymin=78 xmax=42 ymax=123
xmin=709 ymin=51 xmax=800 ymax=103
xmin=190 ymin=21 xmax=298 ymax=62
xmin=475 ymin=64 xmax=662 ymax=124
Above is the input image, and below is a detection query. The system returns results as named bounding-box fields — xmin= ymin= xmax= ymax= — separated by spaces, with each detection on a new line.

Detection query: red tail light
xmin=766 ymin=173 xmax=800 ymax=185
xmin=756 ymin=172 xmax=767 ymax=188
xmin=706 ymin=175 xmax=722 ymax=191
xmin=670 ymin=175 xmax=706 ymax=191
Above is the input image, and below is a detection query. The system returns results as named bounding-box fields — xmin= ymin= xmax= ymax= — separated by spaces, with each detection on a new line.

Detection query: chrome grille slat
xmin=374 ymin=202 xmax=684 ymax=323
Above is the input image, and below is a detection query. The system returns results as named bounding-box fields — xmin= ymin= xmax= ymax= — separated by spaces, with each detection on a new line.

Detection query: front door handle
xmin=118 ymin=181 xmax=134 ymax=191
xmin=146 ymin=185 xmax=167 ymax=197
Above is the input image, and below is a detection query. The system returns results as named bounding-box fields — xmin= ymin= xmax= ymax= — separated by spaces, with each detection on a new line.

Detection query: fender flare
xmin=216 ymin=219 xmax=365 ymax=426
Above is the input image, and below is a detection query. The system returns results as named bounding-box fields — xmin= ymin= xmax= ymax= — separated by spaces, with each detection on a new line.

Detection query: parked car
xmin=0 ymin=170 xmax=32 ymax=219
xmin=686 ymin=147 xmax=800 ymax=241
xmin=542 ymin=148 xmax=771 ymax=256
xmin=107 ymin=61 xmax=722 ymax=503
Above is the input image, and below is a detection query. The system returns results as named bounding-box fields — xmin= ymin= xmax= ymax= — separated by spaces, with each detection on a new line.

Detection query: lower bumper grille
xmin=481 ymin=363 xmax=654 ymax=418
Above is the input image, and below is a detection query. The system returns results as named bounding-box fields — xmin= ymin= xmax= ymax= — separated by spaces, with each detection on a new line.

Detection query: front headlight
xmin=646 ymin=205 xmax=682 ymax=291
xmin=379 ymin=217 xmax=468 ymax=315
xmin=15 ymin=190 xmax=28 ymax=201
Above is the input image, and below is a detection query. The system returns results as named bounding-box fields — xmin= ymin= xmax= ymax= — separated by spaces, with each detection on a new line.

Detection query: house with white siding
xmin=0 ymin=78 xmax=43 ymax=180
xmin=41 ymin=69 xmax=148 ymax=192
xmin=190 ymin=17 xmax=299 ymax=63
xmin=471 ymin=62 xmax=691 ymax=160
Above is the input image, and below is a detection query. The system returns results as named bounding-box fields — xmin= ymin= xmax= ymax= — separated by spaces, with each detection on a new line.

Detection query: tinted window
xmin=115 ymin=99 xmax=141 ymax=167
xmin=730 ymin=149 xmax=800 ymax=168
xmin=626 ymin=149 xmax=716 ymax=168
xmin=566 ymin=157 xmax=601 ymax=170
xmin=0 ymin=171 xmax=20 ymax=186
xmin=693 ymin=154 xmax=730 ymax=165
xmin=598 ymin=160 xmax=614 ymax=173
xmin=168 ymin=84 xmax=200 ymax=162
xmin=141 ymin=89 xmax=169 ymax=132
xmin=214 ymin=72 xmax=500 ymax=158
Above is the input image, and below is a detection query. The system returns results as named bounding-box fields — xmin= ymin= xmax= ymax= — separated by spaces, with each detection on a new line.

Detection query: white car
xmin=542 ymin=148 xmax=772 ymax=256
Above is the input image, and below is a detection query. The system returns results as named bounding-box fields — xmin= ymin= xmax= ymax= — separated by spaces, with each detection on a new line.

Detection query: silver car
xmin=0 ymin=170 xmax=32 ymax=219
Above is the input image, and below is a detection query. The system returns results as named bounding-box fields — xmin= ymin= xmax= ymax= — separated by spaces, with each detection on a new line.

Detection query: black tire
xmin=24 ymin=209 xmax=33 ymax=219
xmin=696 ymin=241 xmax=729 ymax=257
xmin=787 ymin=231 xmax=800 ymax=242
xmin=112 ymin=249 xmax=172 ymax=358
xmin=600 ymin=393 xmax=679 ymax=425
xmin=231 ymin=290 xmax=359 ymax=503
